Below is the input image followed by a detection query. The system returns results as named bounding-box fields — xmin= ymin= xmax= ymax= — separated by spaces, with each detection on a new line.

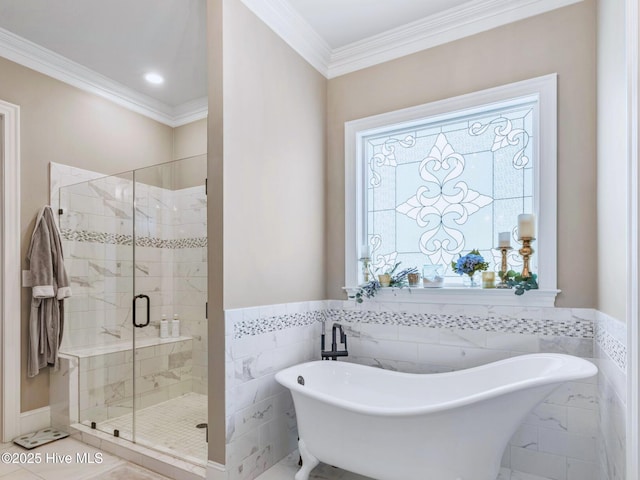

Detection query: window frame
xmin=344 ymin=74 xmax=558 ymax=306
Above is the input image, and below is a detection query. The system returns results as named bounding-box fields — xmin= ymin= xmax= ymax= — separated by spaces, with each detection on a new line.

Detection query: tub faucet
xmin=321 ymin=322 xmax=348 ymax=361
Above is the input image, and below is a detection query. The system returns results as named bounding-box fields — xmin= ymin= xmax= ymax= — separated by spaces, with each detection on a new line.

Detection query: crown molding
xmin=240 ymin=0 xmax=332 ymax=77
xmin=173 ymin=96 xmax=208 ymax=127
xmin=328 ymin=0 xmax=584 ymax=78
xmin=241 ymin=0 xmax=584 ymax=79
xmin=0 ymin=0 xmax=583 ymax=119
xmin=0 ymin=27 xmax=207 ymax=127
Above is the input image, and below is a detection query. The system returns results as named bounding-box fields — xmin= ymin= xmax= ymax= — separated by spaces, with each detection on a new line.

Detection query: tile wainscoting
xmin=225 ymin=299 xmax=629 ymax=480
xmin=225 ymin=301 xmax=324 ymax=480
xmin=595 ymin=311 xmax=627 ymax=480
xmin=330 ymin=302 xmax=597 ymax=480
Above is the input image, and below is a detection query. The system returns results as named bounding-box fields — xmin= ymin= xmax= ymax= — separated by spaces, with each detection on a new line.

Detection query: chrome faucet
xmin=321 ymin=322 xmax=348 ymax=360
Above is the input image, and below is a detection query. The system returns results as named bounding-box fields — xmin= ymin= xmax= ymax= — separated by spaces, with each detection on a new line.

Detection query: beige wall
xmin=173 ymin=118 xmax=207 ymax=160
xmin=204 ymin=0 xmax=327 ymax=461
xmin=0 ymin=56 xmax=179 ymax=412
xmin=326 ymin=1 xmax=597 ymax=308
xmin=597 ymin=0 xmax=627 ymax=321
xmin=130 ymin=119 xmax=207 ymax=191
xmin=221 ymin=0 xmax=327 ymax=310
xmin=171 ymin=120 xmax=208 ymax=190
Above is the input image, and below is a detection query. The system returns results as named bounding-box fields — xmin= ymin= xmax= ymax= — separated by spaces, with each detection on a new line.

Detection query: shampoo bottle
xmin=160 ymin=314 xmax=168 ymax=338
xmin=171 ymin=314 xmax=180 ymax=338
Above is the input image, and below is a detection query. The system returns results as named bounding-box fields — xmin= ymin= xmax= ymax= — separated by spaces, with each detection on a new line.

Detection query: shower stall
xmin=53 ymin=155 xmax=208 ymax=465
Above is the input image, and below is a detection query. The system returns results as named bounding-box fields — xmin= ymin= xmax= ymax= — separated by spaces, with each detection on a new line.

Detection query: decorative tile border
xmin=232 ymin=306 xmax=594 ymax=339
xmin=331 ymin=309 xmax=593 ymax=338
xmin=233 ymin=310 xmax=325 ymax=339
xmin=136 ymin=235 xmax=208 ymax=249
xmin=595 ymin=328 xmax=626 ymax=372
xmin=61 ymin=229 xmax=133 ymax=245
xmin=595 ymin=313 xmax=627 ymax=373
xmin=60 ymin=228 xmax=207 ymax=249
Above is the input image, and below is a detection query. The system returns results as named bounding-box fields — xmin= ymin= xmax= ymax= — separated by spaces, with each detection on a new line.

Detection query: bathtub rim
xmin=275 ymin=353 xmax=597 ymax=417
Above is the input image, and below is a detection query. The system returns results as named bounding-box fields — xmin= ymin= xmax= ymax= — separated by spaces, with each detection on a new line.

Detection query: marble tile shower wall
xmin=173 ymin=186 xmax=208 ymax=395
xmin=595 ymin=312 xmax=627 ymax=480
xmin=51 ymin=163 xmax=208 ymax=394
xmin=53 ymin=168 xmax=128 ymax=350
xmin=228 ymin=300 xmax=604 ymax=480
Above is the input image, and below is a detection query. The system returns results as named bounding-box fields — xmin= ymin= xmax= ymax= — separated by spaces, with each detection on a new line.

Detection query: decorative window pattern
xmin=363 ymin=100 xmax=536 ymax=281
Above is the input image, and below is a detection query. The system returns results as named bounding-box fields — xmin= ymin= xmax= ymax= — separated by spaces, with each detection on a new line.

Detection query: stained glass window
xmin=363 ymin=99 xmax=537 ymax=282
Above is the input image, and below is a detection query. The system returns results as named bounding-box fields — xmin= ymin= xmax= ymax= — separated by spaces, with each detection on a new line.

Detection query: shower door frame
xmin=628 ymin=2 xmax=640 ymax=479
xmin=132 ymin=173 xmax=137 ymax=443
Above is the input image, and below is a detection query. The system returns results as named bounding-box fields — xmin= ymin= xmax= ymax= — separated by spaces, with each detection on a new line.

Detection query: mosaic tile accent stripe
xmin=60 ymin=228 xmax=207 ymax=249
xmin=330 ymin=309 xmax=593 ymax=337
xmin=233 ymin=310 xmax=326 ymax=339
xmin=136 ymin=235 xmax=208 ymax=249
xmin=61 ymin=228 xmax=133 ymax=245
xmin=233 ymin=308 xmax=594 ymax=339
xmin=595 ymin=322 xmax=627 ymax=373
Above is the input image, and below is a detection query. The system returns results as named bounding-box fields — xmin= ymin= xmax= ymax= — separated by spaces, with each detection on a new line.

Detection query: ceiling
xmin=0 ymin=0 xmax=582 ymax=125
xmin=0 ymin=0 xmax=207 ymax=125
xmin=286 ymin=0 xmax=471 ymax=49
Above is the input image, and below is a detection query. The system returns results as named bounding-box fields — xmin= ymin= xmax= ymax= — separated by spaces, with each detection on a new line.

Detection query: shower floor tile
xmin=95 ymin=392 xmax=207 ymax=464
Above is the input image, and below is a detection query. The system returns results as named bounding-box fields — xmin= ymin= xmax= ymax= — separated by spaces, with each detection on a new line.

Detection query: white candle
xmin=361 ymin=244 xmax=370 ymax=259
xmin=498 ymin=232 xmax=511 ymax=248
xmin=518 ymin=214 xmax=536 ymax=239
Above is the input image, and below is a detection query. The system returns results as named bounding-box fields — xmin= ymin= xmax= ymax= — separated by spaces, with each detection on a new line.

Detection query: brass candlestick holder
xmin=360 ymin=256 xmax=371 ymax=282
xmin=496 ymin=246 xmax=512 ymax=289
xmin=518 ymin=237 xmax=535 ymax=279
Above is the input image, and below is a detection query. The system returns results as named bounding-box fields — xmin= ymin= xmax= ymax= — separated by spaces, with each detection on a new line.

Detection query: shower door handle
xmin=132 ymin=294 xmax=150 ymax=328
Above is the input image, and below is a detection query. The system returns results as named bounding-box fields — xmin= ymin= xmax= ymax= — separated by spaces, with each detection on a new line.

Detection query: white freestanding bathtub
xmin=275 ymin=354 xmax=597 ymax=480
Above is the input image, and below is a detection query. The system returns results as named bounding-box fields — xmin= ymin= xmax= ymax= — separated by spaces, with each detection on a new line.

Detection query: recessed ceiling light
xmin=144 ymin=72 xmax=164 ymax=85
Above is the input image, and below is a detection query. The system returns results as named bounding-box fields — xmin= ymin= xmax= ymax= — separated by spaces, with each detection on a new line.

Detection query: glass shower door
xmin=130 ymin=161 xmax=176 ymax=449
xmin=131 ymin=156 xmax=208 ymax=461
xmin=59 ymin=155 xmax=208 ymax=463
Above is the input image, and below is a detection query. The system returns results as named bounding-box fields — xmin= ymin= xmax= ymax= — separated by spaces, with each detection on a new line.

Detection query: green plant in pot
xmin=377 ymin=262 xmax=400 ymax=287
xmin=501 ymin=270 xmax=539 ymax=295
xmin=352 ymin=262 xmax=419 ymax=303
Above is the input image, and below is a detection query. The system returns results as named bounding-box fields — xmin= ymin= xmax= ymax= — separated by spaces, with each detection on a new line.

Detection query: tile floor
xmin=95 ymin=393 xmax=207 ymax=464
xmin=0 ymin=437 xmax=170 ymax=479
xmin=254 ymin=451 xmax=554 ymax=480
xmin=0 ymin=431 xmax=554 ymax=480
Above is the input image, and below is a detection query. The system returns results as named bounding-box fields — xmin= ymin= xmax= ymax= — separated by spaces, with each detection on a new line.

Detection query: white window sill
xmin=343 ymin=286 xmax=560 ymax=307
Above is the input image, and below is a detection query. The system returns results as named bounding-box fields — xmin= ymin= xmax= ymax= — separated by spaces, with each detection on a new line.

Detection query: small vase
xmin=378 ymin=274 xmax=391 ymax=287
xmin=482 ymin=271 xmax=496 ymax=289
xmin=407 ymin=273 xmax=421 ymax=287
xmin=423 ymin=264 xmax=444 ymax=288
xmin=463 ymin=272 xmax=480 ymax=288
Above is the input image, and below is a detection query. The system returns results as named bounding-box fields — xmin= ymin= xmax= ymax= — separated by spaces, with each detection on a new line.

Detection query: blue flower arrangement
xmin=451 ymin=249 xmax=489 ymax=279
